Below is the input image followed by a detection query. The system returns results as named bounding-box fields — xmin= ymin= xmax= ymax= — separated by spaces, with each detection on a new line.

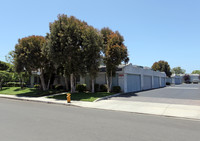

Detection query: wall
xmin=123 ymin=64 xmax=166 ymax=93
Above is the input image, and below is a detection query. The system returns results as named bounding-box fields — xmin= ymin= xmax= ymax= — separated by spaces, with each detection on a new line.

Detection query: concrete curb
xmin=94 ymin=93 xmax=122 ymax=102
xmin=1 ymin=94 xmax=200 ymax=121
xmin=0 ymin=94 xmax=71 ymax=106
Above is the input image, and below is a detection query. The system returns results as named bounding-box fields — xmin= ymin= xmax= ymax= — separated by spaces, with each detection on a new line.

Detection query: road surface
xmin=0 ymin=98 xmax=200 ymax=141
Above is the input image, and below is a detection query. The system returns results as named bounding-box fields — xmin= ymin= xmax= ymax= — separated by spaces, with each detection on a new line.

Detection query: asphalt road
xmin=112 ymin=84 xmax=200 ymax=102
xmin=0 ymin=98 xmax=200 ymax=141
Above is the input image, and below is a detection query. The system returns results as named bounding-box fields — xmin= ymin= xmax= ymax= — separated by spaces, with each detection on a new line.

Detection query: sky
xmin=0 ymin=0 xmax=200 ymax=73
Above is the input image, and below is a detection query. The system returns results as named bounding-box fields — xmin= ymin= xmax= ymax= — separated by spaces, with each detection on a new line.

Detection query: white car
xmin=193 ymin=79 xmax=199 ymax=84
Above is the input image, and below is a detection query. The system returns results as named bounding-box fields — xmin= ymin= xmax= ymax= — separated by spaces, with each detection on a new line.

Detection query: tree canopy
xmin=101 ymin=27 xmax=129 ymax=92
xmin=82 ymin=26 xmax=102 ymax=92
xmin=13 ymin=35 xmax=48 ymax=90
xmin=8 ymin=14 xmax=129 ymax=93
xmin=0 ymin=60 xmax=11 ymax=71
xmin=171 ymin=67 xmax=185 ymax=74
xmin=191 ymin=70 xmax=200 ymax=74
xmin=152 ymin=60 xmax=172 ymax=77
xmin=48 ymin=15 xmax=88 ymax=92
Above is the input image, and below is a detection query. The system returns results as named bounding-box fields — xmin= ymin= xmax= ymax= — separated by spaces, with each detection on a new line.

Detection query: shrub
xmin=5 ymin=82 xmax=25 ymax=87
xmin=94 ymin=84 xmax=99 ymax=92
xmin=100 ymin=84 xmax=108 ymax=92
xmin=166 ymin=82 xmax=171 ymax=85
xmin=6 ymin=82 xmax=16 ymax=87
xmin=112 ymin=86 xmax=121 ymax=93
xmin=34 ymin=84 xmax=40 ymax=89
xmin=76 ymin=84 xmax=87 ymax=92
xmin=55 ymin=84 xmax=64 ymax=90
xmin=183 ymin=74 xmax=190 ymax=83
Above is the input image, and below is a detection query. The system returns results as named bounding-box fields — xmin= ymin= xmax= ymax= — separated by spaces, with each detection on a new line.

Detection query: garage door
xmin=143 ymin=75 xmax=152 ymax=90
xmin=161 ymin=77 xmax=166 ymax=87
xmin=127 ymin=74 xmax=141 ymax=92
xmin=175 ymin=78 xmax=180 ymax=84
xmin=154 ymin=76 xmax=160 ymax=88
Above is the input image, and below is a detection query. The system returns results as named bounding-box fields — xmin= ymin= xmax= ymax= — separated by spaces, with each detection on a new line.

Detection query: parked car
xmin=193 ymin=79 xmax=199 ymax=84
xmin=185 ymin=80 xmax=191 ymax=84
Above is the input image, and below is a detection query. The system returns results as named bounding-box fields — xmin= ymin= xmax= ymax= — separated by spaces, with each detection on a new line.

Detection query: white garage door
xmin=154 ymin=76 xmax=160 ymax=88
xmin=161 ymin=77 xmax=166 ymax=87
xmin=143 ymin=75 xmax=152 ymax=90
xmin=127 ymin=74 xmax=141 ymax=92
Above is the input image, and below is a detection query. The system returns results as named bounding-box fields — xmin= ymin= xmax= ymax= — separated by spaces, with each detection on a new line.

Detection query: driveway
xmin=110 ymin=84 xmax=200 ymax=106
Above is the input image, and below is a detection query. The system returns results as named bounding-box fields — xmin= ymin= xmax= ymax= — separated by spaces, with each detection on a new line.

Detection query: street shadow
xmin=112 ymin=92 xmax=138 ymax=98
xmin=111 ymin=87 xmax=166 ymax=99
xmin=15 ymin=88 xmax=64 ymax=98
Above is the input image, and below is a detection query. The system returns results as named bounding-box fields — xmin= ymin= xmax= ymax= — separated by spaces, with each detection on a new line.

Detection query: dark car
xmin=185 ymin=80 xmax=191 ymax=84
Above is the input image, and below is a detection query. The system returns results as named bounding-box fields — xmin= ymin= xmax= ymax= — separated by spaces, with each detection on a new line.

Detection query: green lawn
xmin=0 ymin=87 xmax=65 ymax=97
xmin=48 ymin=92 xmax=114 ymax=102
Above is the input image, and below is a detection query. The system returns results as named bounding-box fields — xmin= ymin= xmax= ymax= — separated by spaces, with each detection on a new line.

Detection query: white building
xmin=166 ymin=74 xmax=182 ymax=85
xmin=180 ymin=74 xmax=200 ymax=83
xmin=80 ymin=64 xmax=166 ymax=93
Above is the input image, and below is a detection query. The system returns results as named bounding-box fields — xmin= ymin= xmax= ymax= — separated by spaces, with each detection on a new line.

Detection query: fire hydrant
xmin=66 ymin=93 xmax=71 ymax=103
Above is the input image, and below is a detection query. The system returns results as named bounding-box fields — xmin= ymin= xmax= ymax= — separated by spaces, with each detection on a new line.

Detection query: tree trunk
xmin=40 ymin=70 xmax=46 ymax=91
xmin=74 ymin=76 xmax=76 ymax=91
xmin=91 ymin=77 xmax=95 ymax=93
xmin=47 ymin=75 xmax=51 ymax=90
xmin=70 ymin=73 xmax=74 ymax=93
xmin=19 ymin=78 xmax=22 ymax=89
xmin=106 ymin=73 xmax=110 ymax=93
xmin=109 ymin=71 xmax=113 ymax=92
xmin=21 ymin=78 xmax=24 ymax=89
xmin=64 ymin=76 xmax=69 ymax=91
xmin=0 ymin=82 xmax=2 ymax=90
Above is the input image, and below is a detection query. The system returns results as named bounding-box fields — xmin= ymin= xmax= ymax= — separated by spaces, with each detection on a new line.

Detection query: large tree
xmin=101 ymin=28 xmax=129 ymax=92
xmin=48 ymin=15 xmax=86 ymax=93
xmin=171 ymin=67 xmax=185 ymax=74
xmin=13 ymin=35 xmax=48 ymax=90
xmin=152 ymin=60 xmax=172 ymax=77
xmin=82 ymin=26 xmax=102 ymax=93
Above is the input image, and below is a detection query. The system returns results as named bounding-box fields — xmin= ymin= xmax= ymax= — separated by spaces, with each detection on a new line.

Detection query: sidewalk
xmin=0 ymin=94 xmax=200 ymax=120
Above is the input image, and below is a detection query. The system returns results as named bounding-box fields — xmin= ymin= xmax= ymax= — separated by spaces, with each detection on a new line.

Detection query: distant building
xmin=180 ymin=74 xmax=200 ymax=83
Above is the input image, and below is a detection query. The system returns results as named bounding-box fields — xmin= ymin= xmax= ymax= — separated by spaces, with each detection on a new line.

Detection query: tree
xmin=0 ymin=60 xmax=10 ymax=71
xmin=171 ymin=67 xmax=185 ymax=74
xmin=191 ymin=70 xmax=200 ymax=74
xmin=42 ymin=34 xmax=57 ymax=90
xmin=183 ymin=74 xmax=190 ymax=83
xmin=82 ymin=26 xmax=102 ymax=93
xmin=101 ymin=28 xmax=129 ymax=92
xmin=0 ymin=71 xmax=10 ymax=90
xmin=13 ymin=35 xmax=48 ymax=90
xmin=48 ymin=15 xmax=87 ymax=93
xmin=152 ymin=60 xmax=172 ymax=77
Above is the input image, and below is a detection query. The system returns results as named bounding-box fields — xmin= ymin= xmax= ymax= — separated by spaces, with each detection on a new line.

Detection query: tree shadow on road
xmin=112 ymin=92 xmax=138 ymax=98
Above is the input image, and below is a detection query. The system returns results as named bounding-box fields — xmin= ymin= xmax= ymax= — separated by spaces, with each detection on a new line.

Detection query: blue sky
xmin=0 ymin=0 xmax=199 ymax=73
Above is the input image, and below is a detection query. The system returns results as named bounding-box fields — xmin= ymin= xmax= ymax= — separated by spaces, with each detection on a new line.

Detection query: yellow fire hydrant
xmin=66 ymin=93 xmax=71 ymax=103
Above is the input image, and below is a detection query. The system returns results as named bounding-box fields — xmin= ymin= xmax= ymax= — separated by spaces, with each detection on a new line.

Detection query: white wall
xmin=123 ymin=64 xmax=166 ymax=93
